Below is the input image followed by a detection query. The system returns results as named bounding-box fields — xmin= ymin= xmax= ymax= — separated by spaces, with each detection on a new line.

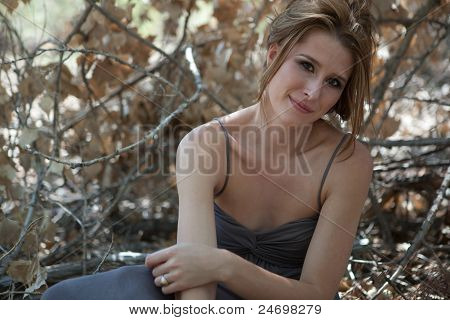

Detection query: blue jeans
xmin=42 ymin=265 xmax=340 ymax=300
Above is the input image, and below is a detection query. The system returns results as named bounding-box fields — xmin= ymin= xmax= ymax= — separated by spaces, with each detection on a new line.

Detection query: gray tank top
xmin=212 ymin=117 xmax=350 ymax=279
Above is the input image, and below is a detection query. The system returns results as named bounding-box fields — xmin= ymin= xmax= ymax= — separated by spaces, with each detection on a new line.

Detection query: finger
xmin=161 ymin=282 xmax=178 ymax=295
xmin=154 ymin=273 xmax=175 ymax=288
xmin=151 ymin=262 xmax=171 ymax=278
xmin=145 ymin=246 xmax=174 ymax=267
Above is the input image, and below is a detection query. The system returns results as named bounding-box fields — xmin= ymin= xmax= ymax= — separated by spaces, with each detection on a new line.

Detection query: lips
xmin=289 ymin=96 xmax=314 ymax=113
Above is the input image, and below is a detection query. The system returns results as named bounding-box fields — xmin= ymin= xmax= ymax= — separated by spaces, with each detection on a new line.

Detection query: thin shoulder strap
xmin=317 ymin=133 xmax=351 ymax=210
xmin=213 ymin=117 xmax=231 ymax=198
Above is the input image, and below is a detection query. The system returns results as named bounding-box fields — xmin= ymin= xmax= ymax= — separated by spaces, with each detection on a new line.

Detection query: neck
xmin=249 ymin=101 xmax=322 ymax=154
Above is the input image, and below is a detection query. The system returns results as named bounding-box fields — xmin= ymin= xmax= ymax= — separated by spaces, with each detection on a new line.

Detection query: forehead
xmin=288 ymin=29 xmax=354 ymax=79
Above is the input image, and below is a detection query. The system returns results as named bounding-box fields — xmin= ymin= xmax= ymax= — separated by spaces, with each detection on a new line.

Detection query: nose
xmin=304 ymin=79 xmax=321 ymax=100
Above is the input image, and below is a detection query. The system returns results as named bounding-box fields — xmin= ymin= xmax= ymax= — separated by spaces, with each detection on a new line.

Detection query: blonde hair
xmin=257 ymin=0 xmax=376 ymax=157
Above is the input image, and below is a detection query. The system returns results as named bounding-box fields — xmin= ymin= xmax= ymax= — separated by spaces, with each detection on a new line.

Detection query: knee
xmin=41 ymin=266 xmax=158 ymax=300
xmin=114 ymin=265 xmax=154 ymax=283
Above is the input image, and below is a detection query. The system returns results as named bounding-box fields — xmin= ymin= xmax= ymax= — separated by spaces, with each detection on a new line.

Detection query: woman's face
xmin=265 ymin=29 xmax=354 ymax=124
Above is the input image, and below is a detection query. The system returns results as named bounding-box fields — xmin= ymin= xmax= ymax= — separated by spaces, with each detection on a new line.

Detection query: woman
xmin=42 ymin=0 xmax=376 ymax=300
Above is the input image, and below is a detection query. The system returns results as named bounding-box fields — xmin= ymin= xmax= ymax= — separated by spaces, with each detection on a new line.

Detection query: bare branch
xmin=363 ymin=0 xmax=443 ymax=132
xmin=24 ymin=47 xmax=203 ymax=169
xmin=366 ymin=137 xmax=450 ymax=148
xmin=371 ymin=165 xmax=450 ymax=299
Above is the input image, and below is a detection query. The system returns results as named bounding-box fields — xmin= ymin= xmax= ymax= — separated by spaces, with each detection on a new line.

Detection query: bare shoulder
xmin=177 ymin=106 xmax=251 ymax=159
xmin=178 ymin=119 xmax=221 ymax=145
xmin=316 ymin=119 xmax=373 ymax=201
xmin=319 ymin=119 xmax=373 ymax=171
xmin=326 ymin=135 xmax=374 ymax=200
xmin=176 ymin=119 xmax=228 ymax=193
xmin=342 ymin=138 xmax=373 ymax=172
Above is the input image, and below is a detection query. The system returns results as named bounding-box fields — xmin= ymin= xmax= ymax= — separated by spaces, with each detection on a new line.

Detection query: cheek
xmin=325 ymin=90 xmax=343 ymax=108
xmin=281 ymin=65 xmax=303 ymax=86
xmin=334 ymin=90 xmax=345 ymax=103
xmin=267 ymin=73 xmax=284 ymax=100
xmin=267 ymin=65 xmax=304 ymax=100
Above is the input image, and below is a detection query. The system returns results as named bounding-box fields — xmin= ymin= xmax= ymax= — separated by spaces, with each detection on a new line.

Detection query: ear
xmin=266 ymin=43 xmax=279 ymax=66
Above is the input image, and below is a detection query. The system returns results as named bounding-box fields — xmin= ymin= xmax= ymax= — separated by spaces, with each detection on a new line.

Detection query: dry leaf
xmin=39 ymin=94 xmax=54 ymax=115
xmin=0 ymin=164 xmax=17 ymax=181
xmin=213 ymin=0 xmax=240 ymax=24
xmin=81 ymin=162 xmax=103 ymax=180
xmin=0 ymin=84 xmax=9 ymax=104
xmin=6 ymin=259 xmax=39 ymax=285
xmin=63 ymin=167 xmax=77 ymax=184
xmin=377 ymin=116 xmax=401 ymax=139
xmin=40 ymin=211 xmax=57 ymax=242
xmin=18 ymin=128 xmax=39 ymax=148
xmin=46 ymin=64 xmax=82 ymax=99
xmin=8 ymin=182 xmax=24 ymax=201
xmin=35 ymin=135 xmax=51 ymax=154
xmin=0 ymin=151 xmax=12 ymax=166
xmin=25 ymin=263 xmax=47 ymax=294
xmin=48 ymin=161 xmax=64 ymax=176
xmin=19 ymin=149 xmax=32 ymax=172
xmin=101 ymin=163 xmax=113 ymax=188
xmin=90 ymin=58 xmax=133 ymax=97
xmin=339 ymin=278 xmax=352 ymax=291
xmin=0 ymin=217 xmax=21 ymax=247
xmin=1 ymin=0 xmax=19 ymax=13
xmin=18 ymin=70 xmax=46 ymax=99
xmin=22 ymin=230 xmax=38 ymax=255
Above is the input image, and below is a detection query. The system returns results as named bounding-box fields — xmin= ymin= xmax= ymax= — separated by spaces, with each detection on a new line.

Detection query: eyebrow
xmin=296 ymin=53 xmax=349 ymax=83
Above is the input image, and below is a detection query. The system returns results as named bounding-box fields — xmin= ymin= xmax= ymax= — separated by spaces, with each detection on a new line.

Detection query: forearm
xmin=219 ymin=249 xmax=325 ymax=300
xmin=176 ymin=213 xmax=218 ymax=300
xmin=177 ymin=245 xmax=219 ymax=299
xmin=175 ymin=191 xmax=218 ymax=299
xmin=178 ymin=283 xmax=216 ymax=300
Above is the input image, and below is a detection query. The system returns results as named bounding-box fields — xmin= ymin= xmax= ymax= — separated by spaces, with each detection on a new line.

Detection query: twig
xmin=373 ymin=159 xmax=450 ymax=172
xmin=366 ymin=137 xmax=450 ymax=148
xmin=93 ymin=234 xmax=114 ymax=274
xmin=373 ymin=25 xmax=448 ymax=138
xmin=0 ymin=165 xmax=46 ymax=275
xmin=63 ymin=3 xmax=94 ymax=44
xmin=39 ymin=47 xmax=202 ymax=266
xmin=0 ymin=217 xmax=42 ymax=264
xmin=394 ymin=96 xmax=450 ymax=106
xmin=363 ymin=0 xmax=442 ymax=132
xmin=373 ymin=146 xmax=448 ymax=166
xmin=203 ymin=88 xmax=232 ymax=114
xmin=86 ymin=0 xmax=187 ymax=74
xmin=3 ymin=47 xmax=187 ymax=96
xmin=368 ymin=184 xmax=394 ymax=249
xmin=56 ymin=0 xmax=195 ymax=135
xmin=50 ymin=3 xmax=94 ymax=158
xmin=48 ymin=200 xmax=87 ymax=275
xmin=370 ymin=165 xmax=450 ymax=299
xmin=24 ymin=46 xmax=203 ymax=168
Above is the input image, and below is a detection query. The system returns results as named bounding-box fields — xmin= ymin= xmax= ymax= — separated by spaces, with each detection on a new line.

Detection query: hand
xmin=145 ymin=243 xmax=224 ymax=295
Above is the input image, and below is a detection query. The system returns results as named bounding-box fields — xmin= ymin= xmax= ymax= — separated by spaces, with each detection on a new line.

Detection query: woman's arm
xmin=149 ymin=138 xmax=372 ymax=299
xmin=215 ymin=142 xmax=374 ymax=299
xmin=174 ymin=125 xmax=224 ymax=299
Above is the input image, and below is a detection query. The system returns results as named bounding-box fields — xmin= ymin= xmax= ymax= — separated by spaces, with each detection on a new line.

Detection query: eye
xmin=298 ymin=61 xmax=314 ymax=72
xmin=328 ymin=78 xmax=342 ymax=89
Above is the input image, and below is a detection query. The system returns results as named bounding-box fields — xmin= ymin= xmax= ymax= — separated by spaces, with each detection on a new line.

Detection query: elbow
xmin=296 ymin=281 xmax=337 ymax=300
xmin=315 ymin=286 xmax=339 ymax=300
